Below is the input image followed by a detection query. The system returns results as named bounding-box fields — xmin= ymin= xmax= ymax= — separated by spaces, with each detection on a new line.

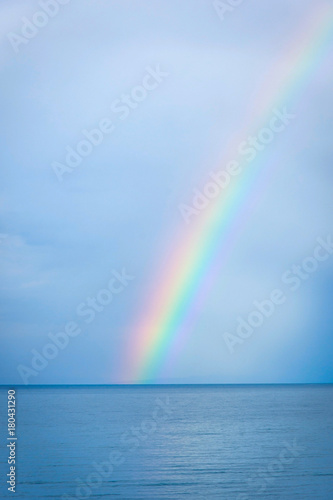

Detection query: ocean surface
xmin=0 ymin=385 xmax=332 ymax=499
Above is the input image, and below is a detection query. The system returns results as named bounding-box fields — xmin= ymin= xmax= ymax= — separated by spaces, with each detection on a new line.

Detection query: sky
xmin=0 ymin=0 xmax=332 ymax=384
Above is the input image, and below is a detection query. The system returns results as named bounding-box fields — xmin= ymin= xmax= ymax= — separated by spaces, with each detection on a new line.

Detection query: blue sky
xmin=0 ymin=0 xmax=332 ymax=384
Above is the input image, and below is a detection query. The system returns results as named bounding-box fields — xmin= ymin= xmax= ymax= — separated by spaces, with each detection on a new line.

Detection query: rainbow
xmin=121 ymin=4 xmax=333 ymax=383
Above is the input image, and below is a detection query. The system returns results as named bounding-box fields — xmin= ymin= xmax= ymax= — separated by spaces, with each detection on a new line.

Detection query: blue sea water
xmin=0 ymin=385 xmax=332 ymax=499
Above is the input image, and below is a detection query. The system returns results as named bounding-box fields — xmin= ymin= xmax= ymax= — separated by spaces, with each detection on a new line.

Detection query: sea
xmin=0 ymin=385 xmax=332 ymax=499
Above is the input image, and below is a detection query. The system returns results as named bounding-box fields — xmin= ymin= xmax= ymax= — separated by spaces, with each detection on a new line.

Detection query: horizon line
xmin=1 ymin=382 xmax=332 ymax=387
